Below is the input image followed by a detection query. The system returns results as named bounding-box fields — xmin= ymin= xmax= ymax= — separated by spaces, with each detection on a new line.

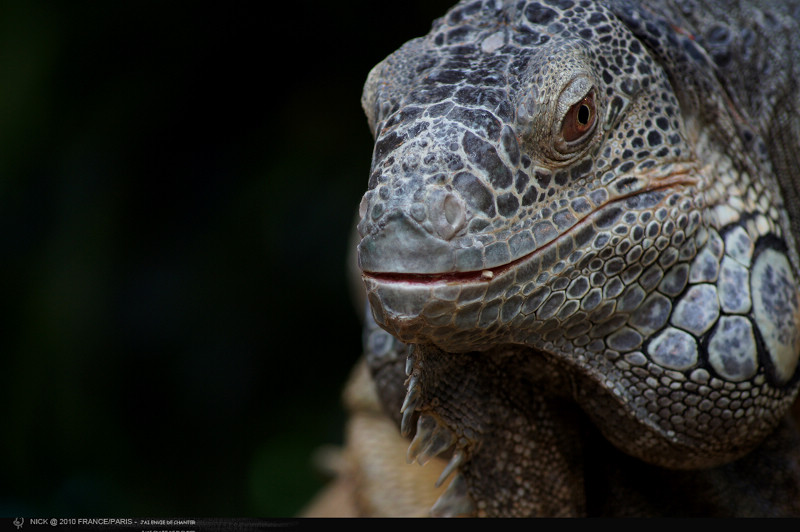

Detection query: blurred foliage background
xmin=0 ymin=0 xmax=453 ymax=518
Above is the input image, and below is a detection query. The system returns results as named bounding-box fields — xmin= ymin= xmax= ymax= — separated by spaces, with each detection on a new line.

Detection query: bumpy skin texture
xmin=351 ymin=0 xmax=800 ymax=517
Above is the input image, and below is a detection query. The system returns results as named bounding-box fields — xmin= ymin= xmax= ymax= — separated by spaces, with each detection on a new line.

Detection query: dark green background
xmin=0 ymin=1 xmax=453 ymax=518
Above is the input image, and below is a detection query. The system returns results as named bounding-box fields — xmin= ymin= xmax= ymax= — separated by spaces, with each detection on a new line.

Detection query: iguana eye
xmin=561 ymin=91 xmax=596 ymax=143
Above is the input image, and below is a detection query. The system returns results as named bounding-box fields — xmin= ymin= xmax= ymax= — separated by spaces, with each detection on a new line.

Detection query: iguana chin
xmin=306 ymin=0 xmax=800 ymax=517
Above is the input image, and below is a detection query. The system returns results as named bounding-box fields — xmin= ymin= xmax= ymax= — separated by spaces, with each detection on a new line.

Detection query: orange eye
xmin=561 ymin=92 xmax=596 ymax=143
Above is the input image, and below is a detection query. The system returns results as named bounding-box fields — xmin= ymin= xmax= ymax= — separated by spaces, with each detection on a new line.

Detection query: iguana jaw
xmin=361 ymin=164 xmax=698 ymax=287
xmin=361 ymin=170 xmax=698 ymax=353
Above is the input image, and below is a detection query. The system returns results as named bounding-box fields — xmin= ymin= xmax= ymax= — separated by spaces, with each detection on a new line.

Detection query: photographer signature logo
xmin=13 ymin=518 xmax=24 ymax=529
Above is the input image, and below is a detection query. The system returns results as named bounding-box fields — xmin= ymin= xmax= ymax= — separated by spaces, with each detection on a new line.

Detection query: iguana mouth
xmin=363 ymin=169 xmax=697 ymax=287
xmin=362 ymin=251 xmax=523 ymax=285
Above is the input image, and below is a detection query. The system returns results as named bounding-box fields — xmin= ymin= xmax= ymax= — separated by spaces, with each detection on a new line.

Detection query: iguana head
xmin=356 ymin=0 xmax=800 ymax=477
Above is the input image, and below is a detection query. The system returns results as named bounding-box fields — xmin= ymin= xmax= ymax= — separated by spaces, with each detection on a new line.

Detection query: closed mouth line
xmin=362 ymin=171 xmax=695 ymax=286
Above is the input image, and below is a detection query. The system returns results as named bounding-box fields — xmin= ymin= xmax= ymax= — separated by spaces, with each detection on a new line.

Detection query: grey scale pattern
xmin=353 ymin=0 xmax=800 ymax=517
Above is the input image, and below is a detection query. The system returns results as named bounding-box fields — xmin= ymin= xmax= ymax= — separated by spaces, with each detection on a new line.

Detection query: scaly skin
xmin=352 ymin=0 xmax=800 ymax=517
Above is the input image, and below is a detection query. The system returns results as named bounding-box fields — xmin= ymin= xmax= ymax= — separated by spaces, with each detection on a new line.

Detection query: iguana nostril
xmin=431 ymin=190 xmax=466 ymax=241
xmin=444 ymin=194 xmax=463 ymax=226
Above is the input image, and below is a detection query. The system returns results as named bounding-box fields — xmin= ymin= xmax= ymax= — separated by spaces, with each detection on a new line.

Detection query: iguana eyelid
xmin=560 ymin=90 xmax=597 ymax=144
xmin=540 ymin=75 xmax=601 ymax=160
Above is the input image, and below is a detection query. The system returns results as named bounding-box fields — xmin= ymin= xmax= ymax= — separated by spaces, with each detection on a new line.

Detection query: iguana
xmin=305 ymin=0 xmax=800 ymax=517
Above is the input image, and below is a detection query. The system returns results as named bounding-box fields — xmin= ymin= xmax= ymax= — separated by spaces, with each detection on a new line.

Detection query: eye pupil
xmin=577 ymin=104 xmax=590 ymax=125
